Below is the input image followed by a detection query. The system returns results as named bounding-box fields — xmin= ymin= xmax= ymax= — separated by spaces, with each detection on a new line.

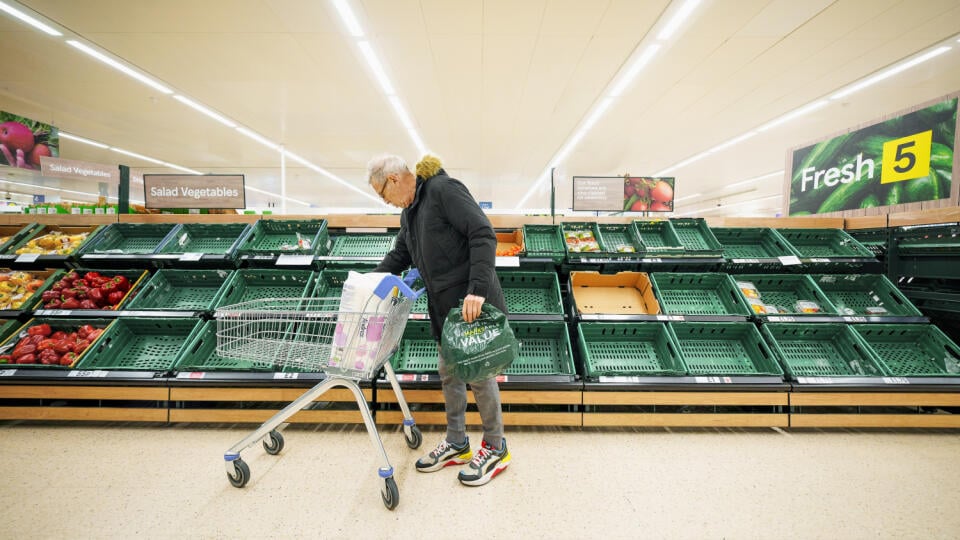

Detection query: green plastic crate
xmin=596 ymin=224 xmax=643 ymax=256
xmin=328 ymin=234 xmax=396 ymax=259
xmin=215 ymin=269 xmax=317 ymax=307
xmin=0 ymin=318 xmax=114 ymax=369
xmin=235 ymin=219 xmax=330 ymax=257
xmin=578 ymin=322 xmax=686 ymax=378
xmin=155 ymin=223 xmax=250 ymax=256
xmin=713 ymin=227 xmax=801 ymax=260
xmin=668 ymin=322 xmax=783 ymax=376
xmin=0 ymin=319 xmax=18 ymax=344
xmin=632 ymin=220 xmax=684 ymax=255
xmin=650 ymin=273 xmax=752 ymax=316
xmin=173 ymin=320 xmax=277 ymax=372
xmin=0 ymin=223 xmax=40 ymax=254
xmin=78 ymin=223 xmax=179 ymax=254
xmin=777 ymin=228 xmax=875 ymax=258
xmin=392 ymin=320 xmax=574 ymax=376
xmin=762 ymin=323 xmax=886 ymax=378
xmin=3 ymin=224 xmax=102 ymax=257
xmin=409 ymin=274 xmax=429 ymax=316
xmin=670 ymin=218 xmax=723 ymax=256
xmin=853 ymin=324 xmax=960 ymax=377
xmin=522 ymin=225 xmax=565 ymax=263
xmin=123 ymin=269 xmax=234 ymax=311
xmin=733 ymin=274 xmax=839 ymax=316
xmin=499 ymin=272 xmax=563 ymax=315
xmin=848 ymin=228 xmax=888 ymax=257
xmin=813 ymin=274 xmax=922 ymax=317
xmin=560 ymin=222 xmax=606 ymax=260
xmin=77 ymin=318 xmax=201 ymax=371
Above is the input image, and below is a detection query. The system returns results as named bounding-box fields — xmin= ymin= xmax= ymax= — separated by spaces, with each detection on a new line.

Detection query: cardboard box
xmin=496 ymin=229 xmax=524 ymax=255
xmin=570 ymin=271 xmax=661 ymax=315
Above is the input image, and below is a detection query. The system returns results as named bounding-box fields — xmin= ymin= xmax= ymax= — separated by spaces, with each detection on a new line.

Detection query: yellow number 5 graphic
xmin=881 ymin=130 xmax=932 ymax=184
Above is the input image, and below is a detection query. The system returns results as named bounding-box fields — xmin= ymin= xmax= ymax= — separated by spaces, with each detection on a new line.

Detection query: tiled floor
xmin=1 ymin=422 xmax=959 ymax=539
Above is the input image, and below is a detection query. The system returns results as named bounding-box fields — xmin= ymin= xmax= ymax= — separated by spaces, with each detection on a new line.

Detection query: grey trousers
xmin=437 ymin=350 xmax=504 ymax=448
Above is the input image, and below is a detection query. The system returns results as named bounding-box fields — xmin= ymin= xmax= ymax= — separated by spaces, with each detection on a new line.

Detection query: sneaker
xmin=458 ymin=438 xmax=510 ymax=486
xmin=416 ymin=437 xmax=472 ymax=472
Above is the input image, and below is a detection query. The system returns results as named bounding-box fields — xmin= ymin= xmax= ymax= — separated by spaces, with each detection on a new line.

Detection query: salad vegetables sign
xmin=789 ymin=98 xmax=956 ymax=215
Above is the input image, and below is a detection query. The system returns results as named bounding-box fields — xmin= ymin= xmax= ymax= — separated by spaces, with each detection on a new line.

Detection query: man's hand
xmin=462 ymin=294 xmax=485 ymax=323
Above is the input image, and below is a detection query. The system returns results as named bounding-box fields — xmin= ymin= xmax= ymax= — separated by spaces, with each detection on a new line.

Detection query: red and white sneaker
xmin=416 ymin=438 xmax=472 ymax=472
xmin=458 ymin=438 xmax=510 ymax=486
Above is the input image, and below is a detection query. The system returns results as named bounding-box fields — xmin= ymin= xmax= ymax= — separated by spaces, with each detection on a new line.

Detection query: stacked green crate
xmin=328 ymin=234 xmax=396 ymax=259
xmin=762 ymin=324 xmax=886 ymax=378
xmin=578 ymin=322 xmax=686 ymax=378
xmin=124 ymin=269 xmax=234 ymax=311
xmin=853 ymin=324 xmax=960 ymax=377
xmin=521 ymin=224 xmax=565 ymax=263
xmin=732 ymin=275 xmax=839 ymax=317
xmin=499 ymin=272 xmax=564 ymax=316
xmin=777 ymin=228 xmax=875 ymax=259
xmin=650 ymin=273 xmax=752 ymax=317
xmin=78 ymin=318 xmax=202 ymax=371
xmin=215 ymin=269 xmax=317 ymax=307
xmin=669 ymin=322 xmax=783 ymax=376
xmin=155 ymin=223 xmax=250 ymax=258
xmin=78 ymin=223 xmax=179 ymax=255
xmin=235 ymin=219 xmax=330 ymax=257
xmin=670 ymin=218 xmax=723 ymax=257
xmin=713 ymin=227 xmax=802 ymax=271
xmin=632 ymin=220 xmax=684 ymax=256
xmin=813 ymin=274 xmax=922 ymax=317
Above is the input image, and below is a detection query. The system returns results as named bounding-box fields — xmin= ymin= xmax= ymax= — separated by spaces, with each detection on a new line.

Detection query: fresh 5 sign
xmin=789 ymin=98 xmax=956 ymax=215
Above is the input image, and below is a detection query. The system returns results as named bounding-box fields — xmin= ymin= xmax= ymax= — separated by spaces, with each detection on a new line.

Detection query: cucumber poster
xmin=788 ymin=97 xmax=956 ymax=215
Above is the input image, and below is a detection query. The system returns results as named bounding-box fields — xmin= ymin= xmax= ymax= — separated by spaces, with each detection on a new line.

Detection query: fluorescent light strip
xmin=332 ymin=0 xmax=364 ymax=38
xmin=609 ymin=44 xmax=661 ymax=97
xmin=245 ymin=185 xmax=311 ymax=207
xmin=726 ymin=170 xmax=784 ymax=189
xmin=235 ymin=127 xmax=279 ymax=151
xmin=407 ymin=129 xmax=428 ymax=157
xmin=831 ymin=46 xmax=952 ymax=100
xmin=111 ymin=147 xmax=164 ymax=165
xmin=173 ymin=95 xmax=236 ymax=128
xmin=59 ymin=132 xmax=109 ymax=149
xmin=162 ymin=162 xmax=202 ymax=175
xmin=656 ymin=0 xmax=701 ymax=41
xmin=756 ymin=100 xmax=829 ymax=132
xmin=388 ymin=96 xmax=415 ymax=130
xmin=708 ymin=130 xmax=758 ymax=153
xmin=357 ymin=41 xmax=396 ymax=95
xmin=0 ymin=1 xmax=61 ymax=36
xmin=66 ymin=40 xmax=172 ymax=94
xmin=283 ymin=150 xmax=387 ymax=206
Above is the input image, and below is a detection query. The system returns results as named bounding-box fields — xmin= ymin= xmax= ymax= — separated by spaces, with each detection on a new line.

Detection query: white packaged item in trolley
xmin=328 ymin=271 xmax=395 ymax=373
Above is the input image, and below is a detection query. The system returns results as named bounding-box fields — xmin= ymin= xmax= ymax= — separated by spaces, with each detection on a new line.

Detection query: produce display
xmin=0 ymin=271 xmax=47 ymax=309
xmin=496 ymin=245 xmax=522 ymax=256
xmin=15 ymin=231 xmax=90 ymax=255
xmin=40 ymin=271 xmax=132 ymax=310
xmin=564 ymin=230 xmax=601 ymax=253
xmin=0 ymin=237 xmax=9 ymax=246
xmin=0 ymin=323 xmax=105 ymax=366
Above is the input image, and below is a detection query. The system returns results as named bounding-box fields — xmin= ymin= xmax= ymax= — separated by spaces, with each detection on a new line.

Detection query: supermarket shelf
xmin=576 ymin=314 xmax=748 ymax=322
xmin=583 ymin=378 xmax=788 ymax=390
xmin=790 ymin=377 xmax=960 ymax=388
xmin=34 ymin=309 xmax=207 ymax=319
xmin=379 ymin=373 xmax=579 ymax=388
xmin=172 ymin=371 xmax=326 ymax=384
xmin=582 ymin=388 xmax=789 ymax=427
xmin=759 ymin=315 xmax=929 ymax=324
xmin=239 ymin=254 xmax=317 ymax=268
xmin=0 ymin=368 xmax=166 ymax=380
xmin=0 ymin=254 xmax=70 ymax=269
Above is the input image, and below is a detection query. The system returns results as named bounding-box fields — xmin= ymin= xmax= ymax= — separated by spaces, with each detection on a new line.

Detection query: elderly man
xmin=368 ymin=154 xmax=511 ymax=487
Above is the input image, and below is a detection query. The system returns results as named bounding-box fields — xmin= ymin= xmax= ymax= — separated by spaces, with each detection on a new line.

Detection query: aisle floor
xmin=1 ymin=422 xmax=959 ymax=539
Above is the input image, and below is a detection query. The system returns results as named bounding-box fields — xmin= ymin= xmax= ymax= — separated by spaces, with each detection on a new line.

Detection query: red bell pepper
xmin=61 ymin=298 xmax=81 ymax=310
xmin=79 ymin=299 xmax=98 ymax=310
xmin=27 ymin=324 xmax=52 ymax=337
xmin=107 ymin=291 xmax=125 ymax=306
xmin=15 ymin=353 xmax=36 ymax=364
xmin=112 ymin=275 xmax=130 ymax=292
xmin=60 ymin=352 xmax=78 ymax=366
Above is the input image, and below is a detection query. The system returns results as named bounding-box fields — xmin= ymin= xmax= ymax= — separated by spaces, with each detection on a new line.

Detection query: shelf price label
xmin=779 ymin=256 xmax=803 ymax=265
xmin=273 ymin=373 xmax=299 ymax=380
xmin=843 ymin=316 xmax=868 ymax=323
xmin=882 ymin=377 xmax=910 ymax=385
xmin=276 ymin=255 xmax=314 ymax=266
xmin=179 ymin=252 xmax=205 ymax=262
xmin=0 ymin=369 xmax=16 ymax=376
xmin=68 ymin=370 xmax=109 ymax=378
xmin=15 ymin=254 xmax=41 ymax=263
xmin=732 ymin=258 xmax=761 ymax=264
xmin=599 ymin=376 xmax=642 ymax=383
xmin=656 ymin=315 xmax=684 ymax=322
xmin=694 ymin=376 xmax=733 ymax=384
xmin=495 ymin=256 xmax=520 ymax=267
xmin=797 ymin=376 xmax=835 ymax=384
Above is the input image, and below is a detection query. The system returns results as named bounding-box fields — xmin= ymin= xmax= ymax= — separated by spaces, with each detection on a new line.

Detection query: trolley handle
xmin=375 ymin=271 xmax=425 ymax=300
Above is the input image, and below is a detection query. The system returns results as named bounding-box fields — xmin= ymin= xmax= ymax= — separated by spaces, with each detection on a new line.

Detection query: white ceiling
xmin=0 ymin=0 xmax=959 ymax=215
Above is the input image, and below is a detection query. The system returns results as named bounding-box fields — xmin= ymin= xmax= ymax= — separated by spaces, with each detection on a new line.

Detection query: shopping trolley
xmin=215 ymin=271 xmax=425 ymax=510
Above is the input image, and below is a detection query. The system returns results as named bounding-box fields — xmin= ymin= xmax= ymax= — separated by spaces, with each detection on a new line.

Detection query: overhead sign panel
xmin=143 ymin=174 xmax=246 ymax=209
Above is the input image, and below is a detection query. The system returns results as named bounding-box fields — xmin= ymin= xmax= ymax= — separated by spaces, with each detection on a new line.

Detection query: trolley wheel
xmin=263 ymin=430 xmax=284 ymax=455
xmin=227 ymin=459 xmax=250 ymax=488
xmin=405 ymin=425 xmax=422 ymax=449
xmin=381 ymin=477 xmax=399 ymax=510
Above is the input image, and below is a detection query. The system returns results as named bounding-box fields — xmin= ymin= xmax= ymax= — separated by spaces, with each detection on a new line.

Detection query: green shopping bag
xmin=440 ymin=303 xmax=518 ymax=383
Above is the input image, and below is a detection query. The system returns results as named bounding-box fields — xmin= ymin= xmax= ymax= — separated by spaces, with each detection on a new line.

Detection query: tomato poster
xmin=0 ymin=111 xmax=60 ymax=170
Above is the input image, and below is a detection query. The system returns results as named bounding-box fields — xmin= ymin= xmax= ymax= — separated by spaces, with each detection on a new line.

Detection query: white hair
xmin=367 ymin=154 xmax=409 ymax=190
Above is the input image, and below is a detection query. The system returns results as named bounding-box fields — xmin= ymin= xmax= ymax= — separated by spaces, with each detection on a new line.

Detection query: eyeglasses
xmin=376 ymin=178 xmax=390 ymax=199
